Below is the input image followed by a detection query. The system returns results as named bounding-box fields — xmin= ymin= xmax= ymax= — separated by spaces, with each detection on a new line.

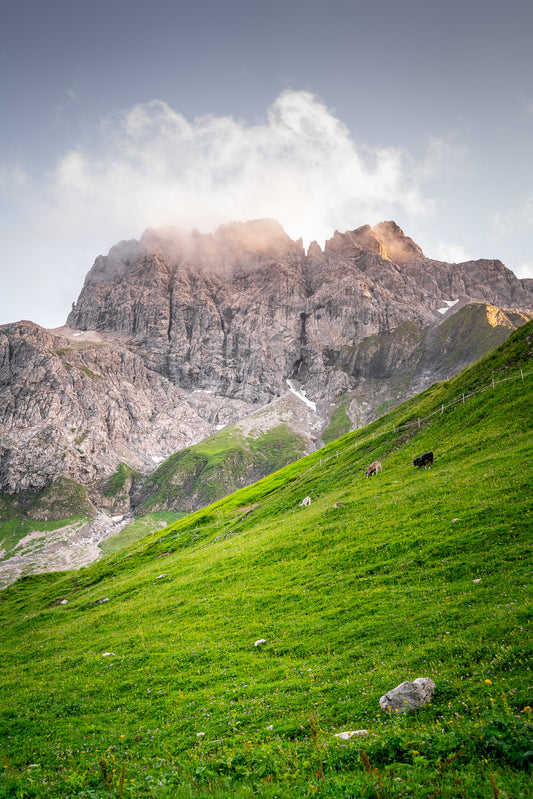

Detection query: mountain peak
xmin=323 ymin=222 xmax=424 ymax=262
xmin=371 ymin=221 xmax=425 ymax=261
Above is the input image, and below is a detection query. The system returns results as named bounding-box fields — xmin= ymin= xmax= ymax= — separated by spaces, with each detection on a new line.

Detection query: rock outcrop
xmin=0 ymin=321 xmax=253 ymax=501
xmin=379 ymin=678 xmax=436 ymax=713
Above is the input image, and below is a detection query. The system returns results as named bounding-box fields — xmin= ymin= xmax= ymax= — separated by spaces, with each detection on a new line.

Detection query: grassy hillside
xmin=136 ymin=424 xmax=307 ymax=513
xmin=0 ymin=322 xmax=532 ymax=798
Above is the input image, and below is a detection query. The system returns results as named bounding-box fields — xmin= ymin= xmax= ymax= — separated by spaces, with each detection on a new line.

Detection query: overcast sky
xmin=1 ymin=0 xmax=532 ymax=328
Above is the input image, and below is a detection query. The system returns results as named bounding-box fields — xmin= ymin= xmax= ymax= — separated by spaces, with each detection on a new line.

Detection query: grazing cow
xmin=300 ymin=496 xmax=312 ymax=507
xmin=366 ymin=461 xmax=382 ymax=478
xmin=413 ymin=451 xmax=433 ymax=470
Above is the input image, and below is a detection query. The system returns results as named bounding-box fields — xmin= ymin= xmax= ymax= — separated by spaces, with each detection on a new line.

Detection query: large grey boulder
xmin=379 ymin=677 xmax=436 ymax=713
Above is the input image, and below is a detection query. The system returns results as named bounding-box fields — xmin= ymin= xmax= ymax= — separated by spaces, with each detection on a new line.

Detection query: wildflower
xmin=485 ymin=679 xmax=492 ymax=685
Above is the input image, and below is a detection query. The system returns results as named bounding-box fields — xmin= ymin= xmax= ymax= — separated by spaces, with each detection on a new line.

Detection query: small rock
xmin=254 ymin=639 xmax=267 ymax=647
xmin=334 ymin=730 xmax=368 ymax=740
xmin=196 ymin=732 xmax=205 ymax=738
xmin=102 ymin=652 xmax=116 ymax=657
xmin=155 ymin=574 xmax=169 ymax=580
xmin=85 ymin=597 xmax=110 ymax=607
xmin=473 ymin=578 xmax=482 ymax=583
xmin=379 ymin=677 xmax=436 ymax=713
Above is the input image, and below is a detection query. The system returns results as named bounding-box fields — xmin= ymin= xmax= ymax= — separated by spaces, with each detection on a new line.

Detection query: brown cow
xmin=366 ymin=461 xmax=382 ymax=477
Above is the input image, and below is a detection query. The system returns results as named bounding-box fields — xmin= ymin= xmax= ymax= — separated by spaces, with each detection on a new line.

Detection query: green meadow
xmin=1 ymin=322 xmax=532 ymax=798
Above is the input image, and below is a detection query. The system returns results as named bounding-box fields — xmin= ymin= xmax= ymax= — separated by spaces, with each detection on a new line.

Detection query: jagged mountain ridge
xmin=1 ymin=219 xmax=532 ymax=519
xmin=67 ymin=220 xmax=533 ymax=403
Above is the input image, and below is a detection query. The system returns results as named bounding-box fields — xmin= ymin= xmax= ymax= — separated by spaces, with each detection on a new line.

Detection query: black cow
xmin=414 ymin=451 xmax=433 ymax=470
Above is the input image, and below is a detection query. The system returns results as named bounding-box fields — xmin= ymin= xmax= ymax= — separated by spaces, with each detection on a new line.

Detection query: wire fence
xmin=112 ymin=365 xmax=533 ymax=564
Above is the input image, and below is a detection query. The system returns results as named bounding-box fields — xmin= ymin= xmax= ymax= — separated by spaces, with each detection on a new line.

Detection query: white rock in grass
xmin=335 ymin=730 xmax=368 ymax=740
xmin=473 ymin=578 xmax=482 ymax=583
xmin=254 ymin=639 xmax=267 ymax=647
xmin=102 ymin=652 xmax=116 ymax=657
xmin=379 ymin=677 xmax=436 ymax=713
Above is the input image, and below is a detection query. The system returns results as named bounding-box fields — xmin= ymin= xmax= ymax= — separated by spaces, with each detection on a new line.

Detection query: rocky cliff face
xmin=0 ymin=321 xmax=254 ymax=501
xmin=2 ymin=219 xmax=533 ymax=519
xmin=67 ymin=219 xmax=533 ymax=405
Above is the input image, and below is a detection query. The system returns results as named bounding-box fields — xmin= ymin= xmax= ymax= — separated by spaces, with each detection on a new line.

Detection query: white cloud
xmin=419 ymin=134 xmax=468 ymax=181
xmin=492 ymin=194 xmax=533 ymax=234
xmin=45 ymin=90 xmax=431 ymax=248
xmin=513 ymin=262 xmax=533 ymax=280
xmin=433 ymin=241 xmax=472 ymax=263
xmin=1 ymin=89 xmax=447 ymax=327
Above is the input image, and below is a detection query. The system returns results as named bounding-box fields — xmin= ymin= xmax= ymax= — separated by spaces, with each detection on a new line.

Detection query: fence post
xmin=492 ymin=378 xmax=495 ymax=389
xmin=462 ymin=394 xmax=465 ymax=404
xmin=441 ymin=404 xmax=444 ymax=414
xmin=521 ymin=369 xmax=524 ymax=380
xmin=418 ymin=418 xmax=420 ymax=428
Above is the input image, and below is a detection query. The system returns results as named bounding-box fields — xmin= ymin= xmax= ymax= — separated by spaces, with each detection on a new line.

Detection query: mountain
xmin=66 ymin=219 xmax=533 ymax=405
xmin=1 ymin=321 xmax=531 ymax=797
xmin=1 ymin=219 xmax=532 ymax=554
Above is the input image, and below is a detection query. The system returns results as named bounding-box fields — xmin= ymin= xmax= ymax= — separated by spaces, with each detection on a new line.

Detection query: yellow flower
xmin=484 ymin=679 xmax=492 ymax=685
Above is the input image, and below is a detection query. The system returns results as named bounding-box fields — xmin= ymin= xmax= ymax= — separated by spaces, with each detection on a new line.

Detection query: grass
xmin=138 ymin=424 xmax=306 ymax=513
xmin=0 ymin=517 xmax=88 ymax=561
xmin=0 ymin=478 xmax=94 ymax=527
xmin=0 ymin=322 xmax=532 ymax=797
xmin=98 ymin=513 xmax=184 ymax=556
xmin=103 ymin=464 xmax=141 ymax=500
xmin=322 ymin=394 xmax=351 ymax=444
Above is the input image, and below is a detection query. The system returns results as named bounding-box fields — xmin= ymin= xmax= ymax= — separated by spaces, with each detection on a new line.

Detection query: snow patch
xmin=438 ymin=299 xmax=459 ymax=314
xmin=286 ymin=380 xmax=316 ymax=411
